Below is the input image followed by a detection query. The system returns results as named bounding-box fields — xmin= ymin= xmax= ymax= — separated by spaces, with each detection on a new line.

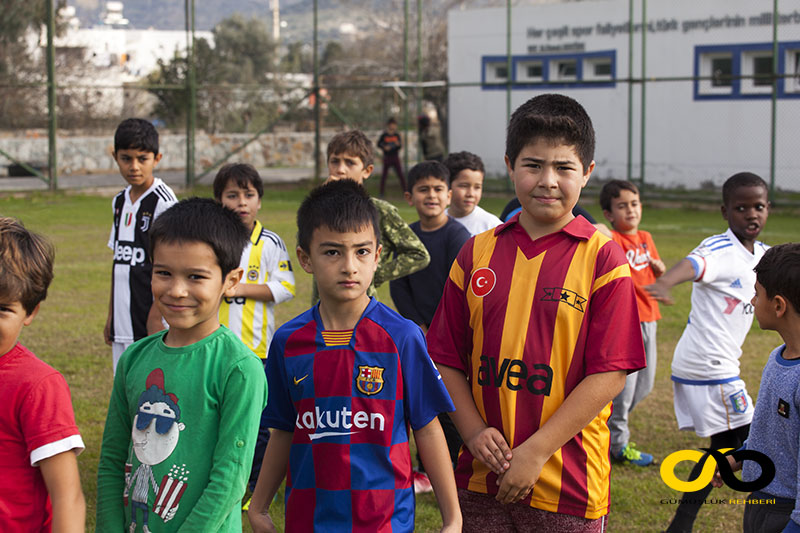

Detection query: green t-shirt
xmin=96 ymin=326 xmax=267 ymax=532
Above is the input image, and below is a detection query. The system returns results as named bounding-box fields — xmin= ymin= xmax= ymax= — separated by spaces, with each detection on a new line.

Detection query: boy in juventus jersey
xmin=213 ymin=163 xmax=295 ymax=490
xmin=105 ymin=118 xmax=177 ymax=374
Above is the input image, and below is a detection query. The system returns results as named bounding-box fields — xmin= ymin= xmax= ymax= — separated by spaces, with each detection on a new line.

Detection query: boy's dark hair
xmin=327 ymin=130 xmax=374 ymax=169
xmin=0 ymin=217 xmax=55 ymax=315
xmin=407 ymin=160 xmax=450 ymax=192
xmin=212 ymin=163 xmax=264 ymax=200
xmin=114 ymin=118 xmax=159 ymax=155
xmin=297 ymin=180 xmax=381 ymax=252
xmin=722 ymin=172 xmax=768 ymax=205
xmin=150 ymin=198 xmax=249 ymax=277
xmin=599 ymin=179 xmax=640 ymax=212
xmin=387 ymin=117 xmax=397 ymax=126
xmin=505 ymin=93 xmax=595 ymax=171
xmin=444 ymin=151 xmax=485 ymax=187
xmin=754 ymin=243 xmax=800 ymax=314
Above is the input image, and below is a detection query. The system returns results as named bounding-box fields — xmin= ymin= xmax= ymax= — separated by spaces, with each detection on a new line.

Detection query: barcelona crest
xmin=356 ymin=365 xmax=385 ymax=396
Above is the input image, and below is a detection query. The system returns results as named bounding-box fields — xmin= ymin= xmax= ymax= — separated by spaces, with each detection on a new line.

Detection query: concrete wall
xmin=0 ymin=130 xmax=420 ymax=176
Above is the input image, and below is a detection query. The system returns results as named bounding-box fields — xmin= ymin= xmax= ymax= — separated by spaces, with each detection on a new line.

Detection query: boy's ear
xmin=361 ymin=164 xmax=374 ymax=181
xmin=774 ymin=294 xmax=788 ymax=319
xmin=602 ymin=209 xmax=614 ymax=224
xmin=223 ymin=267 xmax=243 ymax=297
xmin=504 ymin=155 xmax=514 ymax=179
xmin=23 ymin=303 xmax=41 ymax=326
xmin=296 ymin=246 xmax=314 ymax=274
xmin=404 ymin=191 xmax=413 ymax=206
xmin=581 ymin=160 xmax=596 ymax=187
xmin=153 ymin=153 xmax=163 ymax=165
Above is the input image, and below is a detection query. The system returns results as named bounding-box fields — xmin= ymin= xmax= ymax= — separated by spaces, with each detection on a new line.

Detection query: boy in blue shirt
xmin=247 ymin=180 xmax=460 ymax=532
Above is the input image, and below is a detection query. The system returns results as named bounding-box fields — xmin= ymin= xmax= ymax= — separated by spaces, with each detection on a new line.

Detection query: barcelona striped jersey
xmin=427 ymin=214 xmax=645 ymax=519
xmin=263 ymin=298 xmax=454 ymax=531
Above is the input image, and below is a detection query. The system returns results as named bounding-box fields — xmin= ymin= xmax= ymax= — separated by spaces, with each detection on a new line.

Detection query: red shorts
xmin=459 ymin=489 xmax=607 ymax=533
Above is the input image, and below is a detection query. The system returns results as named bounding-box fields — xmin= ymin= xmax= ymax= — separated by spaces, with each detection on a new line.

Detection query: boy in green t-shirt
xmin=96 ymin=198 xmax=268 ymax=532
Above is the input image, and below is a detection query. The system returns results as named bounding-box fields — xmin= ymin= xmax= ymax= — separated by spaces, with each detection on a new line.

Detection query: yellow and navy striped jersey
xmin=428 ymin=214 xmax=645 ymax=519
xmin=219 ymin=221 xmax=295 ymax=358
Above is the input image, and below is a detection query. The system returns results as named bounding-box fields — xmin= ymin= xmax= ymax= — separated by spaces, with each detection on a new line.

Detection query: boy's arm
xmin=246 ymin=429 xmax=292 ymax=533
xmin=645 ymin=258 xmax=695 ymax=305
xmin=231 ymin=283 xmax=275 ymax=302
xmin=439 ymin=365 xmax=512 ymax=475
xmin=414 ymin=417 xmax=462 ymax=532
xmin=40 ymin=451 xmax=85 ymax=533
xmin=231 ymin=240 xmax=296 ymax=304
xmin=372 ymin=199 xmax=430 ymax=286
xmin=96 ymin=367 xmax=133 ymax=530
xmin=495 ymin=370 xmax=626 ymax=504
xmin=178 ymin=356 xmax=267 ymax=531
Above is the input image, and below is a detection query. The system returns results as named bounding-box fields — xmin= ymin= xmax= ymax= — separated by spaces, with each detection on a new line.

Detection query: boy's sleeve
xmin=399 ymin=326 xmax=455 ymax=430
xmin=23 ymin=373 xmax=84 ymax=467
xmin=261 ymin=333 xmax=297 ymax=431
xmin=96 ymin=364 xmax=134 ymax=530
xmin=583 ymin=242 xmax=646 ymax=375
xmin=108 ymin=196 xmax=116 ymax=250
xmin=644 ymin=231 xmax=660 ymax=261
xmin=426 ymin=241 xmax=474 ymax=372
xmin=178 ymin=355 xmax=267 ymax=531
xmin=264 ymin=236 xmax=296 ymax=304
xmin=372 ymin=198 xmax=430 ymax=286
xmin=389 ymin=276 xmax=426 ymax=326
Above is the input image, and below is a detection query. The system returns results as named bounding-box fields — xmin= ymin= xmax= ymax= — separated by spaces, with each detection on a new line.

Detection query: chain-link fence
xmin=1 ymin=0 xmax=798 ymax=203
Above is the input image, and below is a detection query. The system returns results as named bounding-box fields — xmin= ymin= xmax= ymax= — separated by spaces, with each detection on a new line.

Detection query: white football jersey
xmin=671 ymin=228 xmax=769 ymax=382
xmin=447 ymin=205 xmax=502 ymax=236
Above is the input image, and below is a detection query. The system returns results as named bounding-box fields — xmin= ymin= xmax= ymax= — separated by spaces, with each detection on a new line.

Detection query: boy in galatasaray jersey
xmin=214 ymin=163 xmax=295 ymax=359
xmin=427 ymin=94 xmax=644 ymax=532
xmin=247 ymin=180 xmax=461 ymax=533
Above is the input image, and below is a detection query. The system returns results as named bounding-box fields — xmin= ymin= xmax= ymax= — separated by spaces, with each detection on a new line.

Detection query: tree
xmin=146 ymin=14 xmax=280 ymax=133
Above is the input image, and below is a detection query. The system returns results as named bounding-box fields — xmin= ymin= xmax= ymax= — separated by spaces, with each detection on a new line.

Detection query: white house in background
xmin=448 ymin=0 xmax=800 ymax=189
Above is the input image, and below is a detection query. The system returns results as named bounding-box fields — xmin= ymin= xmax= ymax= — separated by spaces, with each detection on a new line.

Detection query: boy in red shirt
xmin=600 ymin=179 xmax=665 ymax=466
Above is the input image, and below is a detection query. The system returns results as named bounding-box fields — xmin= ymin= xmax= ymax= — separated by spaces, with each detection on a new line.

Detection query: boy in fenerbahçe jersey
xmin=247 ymin=180 xmax=461 ymax=532
xmin=427 ymin=94 xmax=645 ymax=532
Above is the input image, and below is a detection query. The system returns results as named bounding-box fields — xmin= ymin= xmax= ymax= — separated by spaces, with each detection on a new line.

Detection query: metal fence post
xmin=46 ymin=0 xmax=57 ymax=191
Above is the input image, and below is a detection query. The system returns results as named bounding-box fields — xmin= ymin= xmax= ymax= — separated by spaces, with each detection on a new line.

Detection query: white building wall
xmin=448 ymin=0 xmax=800 ymax=190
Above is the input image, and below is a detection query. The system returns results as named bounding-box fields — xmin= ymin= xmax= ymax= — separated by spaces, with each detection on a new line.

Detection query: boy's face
xmin=505 ymin=137 xmax=594 ymax=234
xmin=0 ymin=299 xmax=38 ymax=357
xmin=297 ymin=225 xmax=381 ymax=306
xmin=449 ymin=169 xmax=484 ymax=218
xmin=722 ymin=185 xmax=769 ymax=246
xmin=751 ymin=280 xmax=777 ymax=331
xmin=387 ymin=122 xmax=397 ymax=133
xmin=603 ymin=189 xmax=642 ymax=235
xmin=219 ymin=181 xmax=261 ymax=231
xmin=327 ymin=151 xmax=373 ymax=184
xmin=113 ymin=148 xmax=162 ymax=192
xmin=151 ymin=240 xmax=242 ymax=346
xmin=405 ymin=176 xmax=451 ymax=224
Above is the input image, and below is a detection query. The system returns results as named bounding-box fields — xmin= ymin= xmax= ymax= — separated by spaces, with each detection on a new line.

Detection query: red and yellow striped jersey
xmin=427 ymin=215 xmax=645 ymax=519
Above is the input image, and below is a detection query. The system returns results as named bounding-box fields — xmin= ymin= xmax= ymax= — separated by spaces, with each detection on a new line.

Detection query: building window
xmin=711 ymin=57 xmax=733 ymax=87
xmin=584 ymin=57 xmax=613 ymax=81
xmin=786 ymin=49 xmax=800 ymax=93
xmin=495 ymin=65 xmax=508 ymax=79
xmin=741 ymin=51 xmax=773 ymax=94
xmin=517 ymin=60 xmax=543 ymax=82
xmin=483 ymin=60 xmax=509 ymax=85
xmin=551 ymin=59 xmax=577 ymax=81
xmin=753 ymin=55 xmax=773 ymax=86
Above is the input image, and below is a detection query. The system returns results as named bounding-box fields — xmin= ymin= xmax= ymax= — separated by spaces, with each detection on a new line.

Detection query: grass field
xmin=1 ymin=180 xmax=796 ymax=532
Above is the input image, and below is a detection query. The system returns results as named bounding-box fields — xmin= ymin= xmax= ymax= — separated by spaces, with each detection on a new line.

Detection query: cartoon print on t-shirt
xmin=124 ymin=369 xmax=189 ymax=532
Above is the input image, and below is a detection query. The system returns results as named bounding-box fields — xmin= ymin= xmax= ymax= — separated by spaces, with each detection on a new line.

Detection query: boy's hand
xmin=711 ymin=455 xmax=742 ymax=488
xmin=650 ymin=258 xmax=666 ymax=277
xmin=465 ymin=427 xmax=512 ymax=475
xmin=103 ymin=314 xmax=113 ymax=346
xmin=645 ymin=280 xmax=673 ymax=305
xmin=495 ymin=445 xmax=545 ymax=504
xmin=247 ymin=508 xmax=278 ymax=533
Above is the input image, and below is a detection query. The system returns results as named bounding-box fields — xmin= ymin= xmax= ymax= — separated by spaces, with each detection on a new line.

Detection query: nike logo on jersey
xmin=293 ymin=374 xmax=308 ymax=385
xmin=730 ymin=279 xmax=742 ymax=289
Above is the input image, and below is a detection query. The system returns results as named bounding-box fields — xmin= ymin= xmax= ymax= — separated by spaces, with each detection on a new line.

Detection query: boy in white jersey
xmin=443 ymin=151 xmax=502 ymax=235
xmin=647 ymin=172 xmax=770 ymax=533
xmin=105 ymin=118 xmax=177 ymax=373
xmin=213 ymin=163 xmax=295 ymax=491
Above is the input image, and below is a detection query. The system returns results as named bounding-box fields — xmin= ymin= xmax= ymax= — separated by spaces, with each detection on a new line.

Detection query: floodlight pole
xmin=416 ymin=0 xmax=422 ymax=161
xmin=640 ymin=0 xmax=647 ymax=188
xmin=769 ymin=0 xmax=778 ymax=201
xmin=185 ymin=0 xmax=196 ymax=188
xmin=313 ymin=0 xmax=321 ymax=184
xmin=626 ymin=0 xmax=634 ymax=183
xmin=506 ymin=0 xmax=512 ymax=125
xmin=46 ymin=0 xmax=58 ymax=190
xmin=403 ymin=0 xmax=409 ymax=171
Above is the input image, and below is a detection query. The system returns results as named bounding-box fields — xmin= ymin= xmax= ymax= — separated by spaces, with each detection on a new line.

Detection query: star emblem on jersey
xmin=730 ymin=279 xmax=742 ymax=289
xmin=247 ymin=268 xmax=259 ymax=282
xmin=541 ymin=287 xmax=586 ymax=312
xmin=470 ymin=267 xmax=496 ymax=297
xmin=356 ymin=365 xmax=385 ymax=395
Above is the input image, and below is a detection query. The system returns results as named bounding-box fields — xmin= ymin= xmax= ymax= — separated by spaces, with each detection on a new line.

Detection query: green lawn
xmin=1 ymin=181 xmax=795 ymax=532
